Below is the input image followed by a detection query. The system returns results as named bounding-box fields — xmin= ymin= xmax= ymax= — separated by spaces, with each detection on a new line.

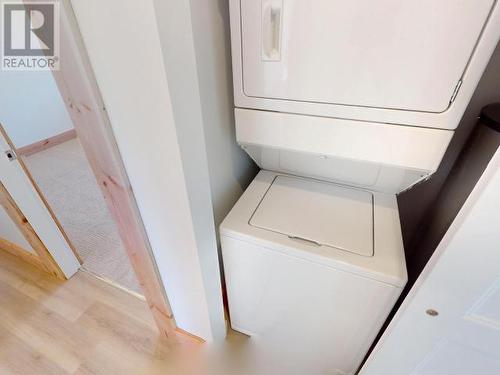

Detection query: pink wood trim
xmin=47 ymin=2 xmax=186 ymax=341
xmin=17 ymin=129 xmax=77 ymax=157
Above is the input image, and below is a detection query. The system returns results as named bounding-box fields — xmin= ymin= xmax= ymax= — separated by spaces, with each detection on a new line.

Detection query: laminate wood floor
xmin=0 ymin=250 xmax=204 ymax=374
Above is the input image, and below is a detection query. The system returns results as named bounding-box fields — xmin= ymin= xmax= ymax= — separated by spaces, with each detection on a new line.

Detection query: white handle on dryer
xmin=262 ymin=0 xmax=283 ymax=61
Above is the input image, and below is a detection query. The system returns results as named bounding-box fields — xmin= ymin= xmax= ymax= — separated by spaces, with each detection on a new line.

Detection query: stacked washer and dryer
xmin=220 ymin=1 xmax=500 ymax=373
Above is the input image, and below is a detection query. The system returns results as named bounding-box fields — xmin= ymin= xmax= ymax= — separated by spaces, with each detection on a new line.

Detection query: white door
xmin=0 ymin=128 xmax=80 ymax=278
xmin=361 ymin=147 xmax=500 ymax=375
xmin=240 ymin=0 xmax=494 ymax=112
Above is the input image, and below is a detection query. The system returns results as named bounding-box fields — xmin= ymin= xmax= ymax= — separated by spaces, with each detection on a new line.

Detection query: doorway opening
xmin=1 ymin=69 xmax=141 ymax=294
xmin=0 ymin=1 xmax=177 ymax=340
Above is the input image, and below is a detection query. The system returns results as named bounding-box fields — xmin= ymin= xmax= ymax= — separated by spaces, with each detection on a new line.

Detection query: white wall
xmin=69 ymin=0 xmax=224 ymax=341
xmin=0 ymin=70 xmax=74 ymax=148
xmin=188 ymin=0 xmax=258 ymax=230
xmin=151 ymin=1 xmax=226 ymax=341
xmin=150 ymin=0 xmax=258 ymax=341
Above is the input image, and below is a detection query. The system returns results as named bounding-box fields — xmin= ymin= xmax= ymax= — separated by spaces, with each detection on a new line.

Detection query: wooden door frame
xmin=0 ymin=179 xmax=66 ymax=279
xmin=5 ymin=0 xmax=181 ymax=341
xmin=0 ymin=123 xmax=81 ymax=278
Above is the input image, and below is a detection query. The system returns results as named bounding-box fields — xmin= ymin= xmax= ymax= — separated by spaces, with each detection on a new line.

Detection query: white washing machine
xmin=221 ymin=171 xmax=407 ymax=374
xmin=221 ymin=1 xmax=500 ymax=374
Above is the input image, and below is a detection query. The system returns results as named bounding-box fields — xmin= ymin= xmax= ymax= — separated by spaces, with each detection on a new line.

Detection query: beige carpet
xmin=24 ymin=138 xmax=141 ymax=293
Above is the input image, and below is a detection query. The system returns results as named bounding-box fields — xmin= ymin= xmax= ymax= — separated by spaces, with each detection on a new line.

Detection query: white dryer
xmin=221 ymin=1 xmax=500 ymax=374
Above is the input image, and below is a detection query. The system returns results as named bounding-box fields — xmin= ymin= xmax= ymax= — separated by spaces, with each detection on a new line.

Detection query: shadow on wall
xmin=188 ymin=0 xmax=258 ymax=321
xmin=194 ymin=0 xmax=258 ymax=231
xmin=361 ymin=42 xmax=500 ymax=366
xmin=398 ymin=40 xmax=500 ymax=261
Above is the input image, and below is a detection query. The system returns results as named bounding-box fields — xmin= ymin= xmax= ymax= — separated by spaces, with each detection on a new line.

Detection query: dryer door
xmin=240 ymin=0 xmax=494 ymax=113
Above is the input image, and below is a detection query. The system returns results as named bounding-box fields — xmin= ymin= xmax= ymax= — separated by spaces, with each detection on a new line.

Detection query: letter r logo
xmin=3 ymin=2 xmax=54 ymax=56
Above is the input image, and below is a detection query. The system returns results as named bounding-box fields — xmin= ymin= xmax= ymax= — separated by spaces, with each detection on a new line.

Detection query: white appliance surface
xmin=236 ymin=108 xmax=454 ymax=193
xmin=221 ymin=170 xmax=406 ymax=285
xmin=221 ymin=171 xmax=407 ymax=374
xmin=230 ymin=0 xmax=500 ymax=129
xmin=221 ymin=1 xmax=500 ymax=372
xmin=241 ymin=0 xmax=493 ymax=112
xmin=249 ymin=175 xmax=374 ymax=256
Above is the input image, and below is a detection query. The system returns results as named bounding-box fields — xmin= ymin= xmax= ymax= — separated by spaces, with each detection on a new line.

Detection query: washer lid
xmin=249 ymin=175 xmax=374 ymax=257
